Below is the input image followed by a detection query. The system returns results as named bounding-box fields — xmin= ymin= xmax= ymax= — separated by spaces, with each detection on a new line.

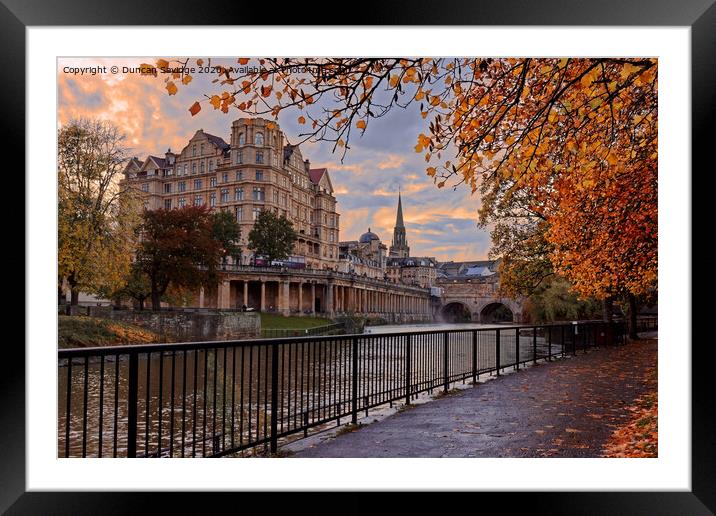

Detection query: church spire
xmin=395 ymin=190 xmax=405 ymax=228
xmin=390 ymin=190 xmax=410 ymax=258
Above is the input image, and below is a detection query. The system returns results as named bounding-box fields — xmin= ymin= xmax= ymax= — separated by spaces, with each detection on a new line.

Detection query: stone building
xmin=337 ymin=228 xmax=388 ymax=279
xmin=121 ymin=117 xmax=340 ymax=270
xmin=386 ymin=256 xmax=438 ymax=288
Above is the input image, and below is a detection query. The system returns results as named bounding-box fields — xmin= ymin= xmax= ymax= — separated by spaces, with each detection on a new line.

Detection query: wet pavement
xmin=292 ymin=338 xmax=657 ymax=458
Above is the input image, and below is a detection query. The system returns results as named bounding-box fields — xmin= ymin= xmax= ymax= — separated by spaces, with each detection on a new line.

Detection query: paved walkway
xmin=292 ymin=338 xmax=657 ymax=458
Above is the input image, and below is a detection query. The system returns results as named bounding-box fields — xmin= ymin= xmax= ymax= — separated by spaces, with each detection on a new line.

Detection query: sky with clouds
xmin=58 ymin=57 xmax=492 ymax=261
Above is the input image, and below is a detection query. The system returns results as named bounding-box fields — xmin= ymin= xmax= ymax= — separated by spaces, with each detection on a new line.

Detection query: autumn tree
xmin=112 ymin=261 xmax=151 ymax=310
xmin=211 ymin=209 xmax=242 ymax=263
xmin=247 ymin=210 xmax=297 ymax=263
xmin=135 ymin=205 xmax=224 ymax=310
xmin=159 ymin=57 xmax=657 ymax=332
xmin=58 ymin=118 xmax=140 ymax=305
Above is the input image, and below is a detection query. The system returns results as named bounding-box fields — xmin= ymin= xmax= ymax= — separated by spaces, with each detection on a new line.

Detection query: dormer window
xmin=255 ymin=132 xmax=264 ymax=145
xmin=192 ymin=144 xmax=196 ymax=157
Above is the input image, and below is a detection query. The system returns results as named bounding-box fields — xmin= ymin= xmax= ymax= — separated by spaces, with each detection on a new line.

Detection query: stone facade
xmin=122 ymin=117 xmax=340 ymax=270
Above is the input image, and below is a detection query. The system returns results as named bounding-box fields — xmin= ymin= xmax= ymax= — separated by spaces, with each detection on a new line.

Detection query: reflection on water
xmin=59 ymin=323 xmax=571 ymax=458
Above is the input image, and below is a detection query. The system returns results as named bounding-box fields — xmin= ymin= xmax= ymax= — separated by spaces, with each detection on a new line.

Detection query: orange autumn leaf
xmin=188 ymin=101 xmax=201 ymax=116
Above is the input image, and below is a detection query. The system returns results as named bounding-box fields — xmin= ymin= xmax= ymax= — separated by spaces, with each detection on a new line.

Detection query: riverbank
xmin=58 ymin=315 xmax=166 ymax=348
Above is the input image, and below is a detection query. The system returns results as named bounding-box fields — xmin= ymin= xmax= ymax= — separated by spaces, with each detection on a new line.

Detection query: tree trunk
xmin=628 ymin=293 xmax=639 ymax=340
xmin=58 ymin=284 xmax=65 ymax=305
xmin=151 ymin=290 xmax=162 ymax=311
xmin=68 ymin=272 xmax=80 ymax=306
xmin=602 ymin=297 xmax=614 ymax=322
xmin=138 ymin=298 xmax=145 ymax=311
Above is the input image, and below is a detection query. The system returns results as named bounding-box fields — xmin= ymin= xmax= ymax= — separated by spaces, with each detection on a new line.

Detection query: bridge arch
xmin=478 ymin=301 xmax=514 ymax=323
xmin=440 ymin=302 xmax=472 ymax=323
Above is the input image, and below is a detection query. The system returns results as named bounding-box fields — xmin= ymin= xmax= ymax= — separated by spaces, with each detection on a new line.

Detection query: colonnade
xmin=208 ymin=275 xmax=431 ymax=318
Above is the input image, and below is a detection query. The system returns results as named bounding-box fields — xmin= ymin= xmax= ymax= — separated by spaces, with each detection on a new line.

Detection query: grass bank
xmin=259 ymin=313 xmax=332 ymax=330
xmin=58 ymin=315 xmax=166 ymax=348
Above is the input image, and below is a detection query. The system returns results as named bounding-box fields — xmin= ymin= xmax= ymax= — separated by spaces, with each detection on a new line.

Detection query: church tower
xmin=389 ymin=192 xmax=410 ymax=258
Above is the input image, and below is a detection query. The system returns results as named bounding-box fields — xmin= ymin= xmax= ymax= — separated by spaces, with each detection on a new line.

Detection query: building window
xmin=183 ymin=164 xmax=187 ymax=175
xmin=194 ymin=179 xmax=202 ymax=190
xmin=236 ymin=206 xmax=243 ymax=221
xmin=238 ymin=133 xmax=245 ymax=145
xmin=220 ymin=188 xmax=229 ymax=203
xmin=235 ymin=188 xmax=243 ymax=201
xmin=141 ymin=183 xmax=149 ymax=192
xmin=236 ymin=150 xmax=243 ymax=164
xmin=164 ymin=199 xmax=172 ymax=209
xmin=273 ymin=190 xmax=279 ymax=203
xmin=192 ymin=144 xmax=196 ymax=157
xmin=209 ymin=160 xmax=214 ymax=172
xmin=210 ymin=177 xmax=217 ymax=187
xmin=192 ymin=163 xmax=196 ymax=174
xmin=256 ymin=151 xmax=264 ymax=164
xmin=178 ymin=181 xmax=186 ymax=192
xmin=164 ymin=183 xmax=172 ymax=193
xmin=200 ymin=143 xmax=204 ymax=155
xmin=256 ymin=170 xmax=264 ymax=181
xmin=252 ymin=208 xmax=261 ymax=220
xmin=209 ymin=193 xmax=216 ymax=207
xmin=255 ymin=132 xmax=264 ymax=145
xmin=236 ymin=170 xmax=243 ymax=181
xmin=200 ymin=161 xmax=205 ymax=173
xmin=252 ymin=187 xmax=265 ymax=201
xmin=222 ymin=172 xmax=229 ymax=183
xmin=178 ymin=197 xmax=186 ymax=207
xmin=194 ymin=195 xmax=202 ymax=206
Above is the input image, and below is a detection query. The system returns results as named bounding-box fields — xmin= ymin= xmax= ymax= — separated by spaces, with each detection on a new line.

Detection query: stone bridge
xmin=436 ymin=279 xmax=525 ymax=323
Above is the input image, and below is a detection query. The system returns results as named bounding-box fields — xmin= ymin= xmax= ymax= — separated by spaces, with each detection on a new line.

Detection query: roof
xmin=359 ymin=228 xmax=380 ymax=243
xmin=465 ymin=266 xmax=495 ymax=277
xmin=148 ymin=155 xmax=166 ymax=168
xmin=204 ymin=132 xmax=229 ymax=151
xmin=309 ymin=168 xmax=327 ymax=184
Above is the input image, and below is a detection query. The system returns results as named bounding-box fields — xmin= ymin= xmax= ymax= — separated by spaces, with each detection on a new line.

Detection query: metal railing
xmin=261 ymin=322 xmax=346 ymax=339
xmin=58 ymin=320 xmax=632 ymax=458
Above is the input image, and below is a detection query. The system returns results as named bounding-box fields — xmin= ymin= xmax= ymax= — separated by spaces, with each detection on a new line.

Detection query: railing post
xmin=572 ymin=324 xmax=577 ymax=355
xmin=270 ymin=342 xmax=279 ymax=453
xmin=471 ymin=330 xmax=477 ymax=383
xmin=405 ymin=334 xmax=411 ymax=405
xmin=351 ymin=336 xmax=358 ymax=424
xmin=533 ymin=327 xmax=537 ymax=365
xmin=126 ymin=351 xmax=139 ymax=458
xmin=561 ymin=325 xmax=566 ymax=358
xmin=515 ymin=328 xmax=520 ymax=370
xmin=495 ymin=329 xmax=501 ymax=376
xmin=443 ymin=332 xmax=449 ymax=393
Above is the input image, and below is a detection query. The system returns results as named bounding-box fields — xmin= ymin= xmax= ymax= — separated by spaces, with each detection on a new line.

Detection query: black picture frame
xmin=6 ymin=0 xmax=712 ymax=513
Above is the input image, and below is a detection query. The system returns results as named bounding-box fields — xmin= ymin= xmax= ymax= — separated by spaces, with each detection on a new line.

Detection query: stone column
xmin=326 ymin=283 xmax=333 ymax=315
xmin=298 ymin=282 xmax=304 ymax=314
xmin=218 ymin=280 xmax=231 ymax=309
xmin=260 ymin=281 xmax=266 ymax=311
xmin=312 ymin=283 xmax=317 ymax=314
xmin=243 ymin=281 xmax=248 ymax=307
xmin=281 ymin=281 xmax=290 ymax=315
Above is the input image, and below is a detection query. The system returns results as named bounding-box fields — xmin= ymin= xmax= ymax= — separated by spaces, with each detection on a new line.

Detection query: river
xmin=59 ymin=322 xmax=569 ymax=458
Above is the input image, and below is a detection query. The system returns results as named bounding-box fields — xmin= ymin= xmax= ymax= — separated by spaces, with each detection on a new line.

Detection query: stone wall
xmin=96 ymin=309 xmax=261 ymax=342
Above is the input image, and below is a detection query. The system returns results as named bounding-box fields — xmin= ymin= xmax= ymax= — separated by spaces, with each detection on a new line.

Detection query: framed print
xmin=7 ymin=0 xmax=714 ymax=512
